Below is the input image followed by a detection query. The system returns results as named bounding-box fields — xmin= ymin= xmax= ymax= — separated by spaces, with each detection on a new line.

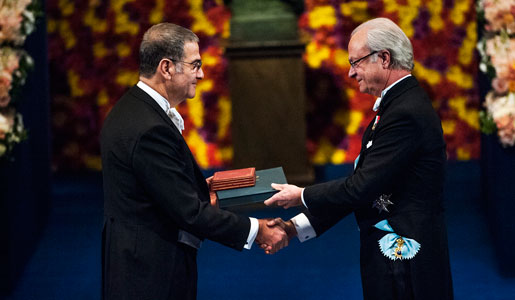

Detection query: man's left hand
xmin=264 ymin=183 xmax=304 ymax=209
xmin=206 ymin=176 xmax=218 ymax=207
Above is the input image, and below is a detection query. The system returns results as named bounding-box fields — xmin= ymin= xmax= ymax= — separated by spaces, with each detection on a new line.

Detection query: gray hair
xmin=351 ymin=18 xmax=414 ymax=71
xmin=139 ymin=23 xmax=199 ymax=78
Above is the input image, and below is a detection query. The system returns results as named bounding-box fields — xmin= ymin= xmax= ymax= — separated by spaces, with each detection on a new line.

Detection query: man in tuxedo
xmin=264 ymin=18 xmax=453 ymax=299
xmin=100 ymin=23 xmax=288 ymax=300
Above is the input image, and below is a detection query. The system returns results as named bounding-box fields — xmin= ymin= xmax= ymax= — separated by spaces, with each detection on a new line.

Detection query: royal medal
xmin=372 ymin=115 xmax=380 ymax=131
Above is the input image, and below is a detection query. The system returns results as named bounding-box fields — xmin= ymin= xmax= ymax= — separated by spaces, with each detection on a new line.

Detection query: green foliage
xmin=479 ymin=111 xmax=497 ymax=135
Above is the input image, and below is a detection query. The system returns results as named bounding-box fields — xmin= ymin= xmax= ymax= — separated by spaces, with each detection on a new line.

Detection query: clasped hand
xmin=256 ymin=218 xmax=297 ymax=254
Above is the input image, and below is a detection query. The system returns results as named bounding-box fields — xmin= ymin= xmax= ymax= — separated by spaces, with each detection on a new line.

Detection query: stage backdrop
xmin=47 ymin=0 xmax=480 ymax=172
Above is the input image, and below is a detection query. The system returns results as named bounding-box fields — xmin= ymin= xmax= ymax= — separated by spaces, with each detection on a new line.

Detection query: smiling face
xmin=347 ymin=29 xmax=385 ymax=97
xmin=169 ymin=41 xmax=204 ymax=103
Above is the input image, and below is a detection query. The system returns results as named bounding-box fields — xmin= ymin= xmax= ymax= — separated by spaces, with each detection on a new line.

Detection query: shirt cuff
xmin=301 ymin=188 xmax=307 ymax=208
xmin=244 ymin=217 xmax=259 ymax=250
xmin=291 ymin=213 xmax=316 ymax=242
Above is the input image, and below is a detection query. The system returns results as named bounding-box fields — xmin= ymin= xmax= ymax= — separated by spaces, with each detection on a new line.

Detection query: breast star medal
xmin=372 ymin=193 xmax=393 ymax=213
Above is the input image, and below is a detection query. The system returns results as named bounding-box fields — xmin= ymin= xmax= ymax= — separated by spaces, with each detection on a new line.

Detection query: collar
xmin=373 ymin=74 xmax=412 ymax=112
xmin=137 ymin=81 xmax=184 ymax=134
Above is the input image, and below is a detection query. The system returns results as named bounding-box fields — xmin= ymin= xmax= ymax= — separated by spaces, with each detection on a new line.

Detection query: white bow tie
xmin=373 ymin=97 xmax=382 ymax=112
xmin=167 ymin=107 xmax=184 ymax=134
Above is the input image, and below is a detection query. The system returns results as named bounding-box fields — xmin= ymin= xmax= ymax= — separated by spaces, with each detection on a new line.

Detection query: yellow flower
xmin=201 ymin=51 xmax=219 ymax=67
xmin=305 ymin=42 xmax=330 ymax=69
xmin=413 ymin=61 xmax=441 ymax=85
xmin=59 ymin=20 xmax=76 ymax=49
xmin=217 ymin=96 xmax=231 ymax=139
xmin=333 ymin=109 xmax=363 ymax=135
xmin=222 ymin=17 xmax=230 ymax=39
xmin=111 ymin=0 xmax=139 ymax=35
xmin=382 ymin=0 xmax=421 ymax=38
xmin=115 ymin=70 xmax=139 ymax=87
xmin=47 ymin=19 xmax=57 ymax=33
xmin=347 ymin=110 xmax=364 ymax=134
xmin=333 ymin=49 xmax=350 ymax=69
xmin=188 ymin=80 xmax=214 ymax=128
xmin=97 ymin=89 xmax=109 ymax=106
xmin=309 ymin=5 xmax=337 ymax=29
xmin=346 ymin=88 xmax=356 ymax=100
xmin=84 ymin=3 xmax=108 ymax=33
xmin=84 ymin=155 xmax=102 ymax=171
xmin=456 ymin=147 xmax=471 ymax=160
xmin=219 ymin=146 xmax=233 ymax=163
xmin=446 ymin=65 xmax=473 ymax=89
xmin=313 ymin=138 xmax=335 ymax=165
xmin=67 ymin=70 xmax=84 ymax=97
xmin=340 ymin=1 xmax=369 ymax=23
xmin=458 ymin=22 xmax=477 ymax=66
xmin=383 ymin=0 xmax=398 ymax=13
xmin=448 ymin=96 xmax=479 ymax=130
xmin=427 ymin=0 xmax=444 ymax=32
xmin=149 ymin=0 xmax=165 ymax=24
xmin=331 ymin=149 xmax=346 ymax=164
xmin=93 ymin=42 xmax=108 ymax=58
xmin=190 ymin=0 xmax=216 ymax=36
xmin=450 ymin=0 xmax=470 ymax=26
xmin=116 ymin=43 xmax=131 ymax=57
xmin=58 ymin=0 xmax=74 ymax=17
xmin=441 ymin=120 xmax=456 ymax=135
xmin=185 ymin=129 xmax=209 ymax=168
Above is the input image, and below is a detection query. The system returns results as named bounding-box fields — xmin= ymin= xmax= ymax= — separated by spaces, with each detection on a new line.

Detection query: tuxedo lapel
xmin=355 ymin=76 xmax=419 ymax=172
xmin=127 ymin=85 xmax=209 ymax=197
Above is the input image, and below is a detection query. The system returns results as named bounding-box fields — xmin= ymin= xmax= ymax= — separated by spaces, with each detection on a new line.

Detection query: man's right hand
xmin=267 ymin=218 xmax=297 ymax=240
xmin=255 ymin=219 xmax=288 ymax=254
xmin=258 ymin=218 xmax=297 ymax=253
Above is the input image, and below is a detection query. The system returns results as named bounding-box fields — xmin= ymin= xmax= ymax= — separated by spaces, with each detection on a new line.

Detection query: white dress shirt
xmin=137 ymin=81 xmax=259 ymax=249
xmin=292 ymin=74 xmax=412 ymax=242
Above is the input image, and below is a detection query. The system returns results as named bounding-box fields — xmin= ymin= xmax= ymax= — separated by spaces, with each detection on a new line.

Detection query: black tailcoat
xmin=303 ymin=76 xmax=453 ymax=299
xmin=100 ymin=86 xmax=250 ymax=299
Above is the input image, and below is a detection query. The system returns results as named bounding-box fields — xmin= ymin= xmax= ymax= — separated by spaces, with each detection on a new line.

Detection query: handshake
xmin=255 ymin=218 xmax=296 ymax=255
xmin=208 ymin=176 xmax=305 ymax=255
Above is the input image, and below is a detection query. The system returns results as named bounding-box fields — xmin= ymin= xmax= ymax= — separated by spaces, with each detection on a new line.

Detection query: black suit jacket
xmin=100 ymin=85 xmax=250 ymax=300
xmin=303 ymin=76 xmax=453 ymax=299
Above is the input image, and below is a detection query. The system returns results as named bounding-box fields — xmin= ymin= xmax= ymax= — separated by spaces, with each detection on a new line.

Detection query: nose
xmin=348 ymin=66 xmax=356 ymax=78
xmin=197 ymin=67 xmax=204 ymax=79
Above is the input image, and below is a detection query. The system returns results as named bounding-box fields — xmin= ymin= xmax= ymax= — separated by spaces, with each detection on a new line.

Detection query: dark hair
xmin=139 ymin=23 xmax=199 ymax=78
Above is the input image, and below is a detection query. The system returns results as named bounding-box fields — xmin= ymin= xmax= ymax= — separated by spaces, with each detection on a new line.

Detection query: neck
xmin=139 ymin=76 xmax=181 ymax=108
xmin=383 ymin=69 xmax=410 ymax=90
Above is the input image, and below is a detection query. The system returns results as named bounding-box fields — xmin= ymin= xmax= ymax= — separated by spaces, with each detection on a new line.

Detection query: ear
xmin=380 ymin=50 xmax=391 ymax=69
xmin=157 ymin=58 xmax=174 ymax=79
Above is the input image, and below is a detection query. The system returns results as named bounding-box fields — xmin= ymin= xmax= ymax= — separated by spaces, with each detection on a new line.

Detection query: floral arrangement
xmin=478 ymin=0 xmax=515 ymax=147
xmin=0 ymin=0 xmax=38 ymax=159
xmin=48 ymin=0 xmax=482 ymax=171
xmin=300 ymin=0 xmax=480 ymax=164
xmin=47 ymin=0 xmax=231 ymax=171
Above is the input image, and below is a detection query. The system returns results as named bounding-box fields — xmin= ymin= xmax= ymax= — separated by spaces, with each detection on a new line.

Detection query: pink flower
xmin=496 ymin=114 xmax=515 ymax=147
xmin=492 ymin=77 xmax=509 ymax=94
xmin=484 ymin=0 xmax=515 ymax=33
xmin=0 ymin=108 xmax=15 ymax=140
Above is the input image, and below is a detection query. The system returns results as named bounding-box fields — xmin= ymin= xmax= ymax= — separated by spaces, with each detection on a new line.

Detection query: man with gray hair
xmin=101 ymin=23 xmax=288 ymax=300
xmin=264 ymin=18 xmax=453 ymax=299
